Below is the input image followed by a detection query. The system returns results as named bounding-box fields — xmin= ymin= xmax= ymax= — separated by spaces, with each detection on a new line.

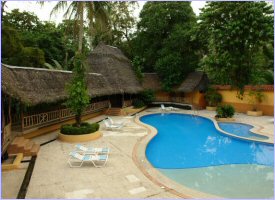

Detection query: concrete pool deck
xmin=1 ymin=108 xmax=274 ymax=198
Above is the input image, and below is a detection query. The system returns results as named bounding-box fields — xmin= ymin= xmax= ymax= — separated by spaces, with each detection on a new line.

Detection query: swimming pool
xmin=218 ymin=122 xmax=269 ymax=140
xmin=140 ymin=113 xmax=274 ymax=198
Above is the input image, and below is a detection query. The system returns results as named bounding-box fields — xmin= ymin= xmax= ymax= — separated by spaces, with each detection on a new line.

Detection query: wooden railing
xmin=23 ymin=100 xmax=110 ymax=129
xmin=155 ymin=96 xmax=192 ymax=104
xmin=123 ymin=99 xmax=133 ymax=108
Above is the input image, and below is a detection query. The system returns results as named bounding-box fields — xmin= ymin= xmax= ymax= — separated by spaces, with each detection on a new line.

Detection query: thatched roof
xmin=176 ymin=71 xmax=209 ymax=93
xmin=2 ymin=44 xmax=143 ymax=105
xmin=87 ymin=44 xmax=143 ymax=94
xmin=1 ymin=64 xmax=115 ymax=105
xmin=142 ymin=73 xmax=162 ymax=91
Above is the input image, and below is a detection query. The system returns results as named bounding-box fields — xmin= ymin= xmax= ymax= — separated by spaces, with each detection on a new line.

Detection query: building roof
xmin=175 ymin=71 xmax=209 ymax=93
xmin=142 ymin=73 xmax=162 ymax=91
xmin=2 ymin=44 xmax=143 ymax=105
xmin=87 ymin=44 xmax=143 ymax=94
xmin=1 ymin=64 xmax=116 ymax=105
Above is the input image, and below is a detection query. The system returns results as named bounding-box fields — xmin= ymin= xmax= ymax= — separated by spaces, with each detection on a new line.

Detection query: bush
xmin=60 ymin=122 xmax=99 ymax=135
xmin=205 ymin=87 xmax=222 ymax=106
xmin=140 ymin=89 xmax=155 ymax=105
xmin=216 ymin=105 xmax=235 ymax=118
xmin=133 ymin=99 xmax=145 ymax=108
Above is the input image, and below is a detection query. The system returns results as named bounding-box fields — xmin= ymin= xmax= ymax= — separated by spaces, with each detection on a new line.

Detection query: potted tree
xmin=215 ymin=104 xmax=235 ymax=121
xmin=247 ymin=89 xmax=265 ymax=116
xmin=59 ymin=53 xmax=101 ymax=142
xmin=205 ymin=87 xmax=222 ymax=111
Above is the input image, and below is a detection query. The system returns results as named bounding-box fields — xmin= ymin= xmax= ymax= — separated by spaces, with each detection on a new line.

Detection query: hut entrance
xmin=109 ymin=94 xmax=123 ymax=108
xmin=1 ymin=94 xmax=12 ymax=156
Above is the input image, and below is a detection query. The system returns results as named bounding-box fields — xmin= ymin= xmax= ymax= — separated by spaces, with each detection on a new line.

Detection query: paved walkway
xmin=2 ymin=108 xmax=274 ymax=198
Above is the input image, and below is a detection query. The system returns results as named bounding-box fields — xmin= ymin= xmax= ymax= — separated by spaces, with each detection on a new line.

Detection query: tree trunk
xmin=77 ymin=2 xmax=84 ymax=53
xmin=1 ymin=1 xmax=6 ymax=20
xmin=75 ymin=114 xmax=81 ymax=127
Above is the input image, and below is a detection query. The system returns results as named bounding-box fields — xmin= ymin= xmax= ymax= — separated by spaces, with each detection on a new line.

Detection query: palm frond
xmin=50 ymin=1 xmax=69 ymax=17
xmin=52 ymin=59 xmax=63 ymax=70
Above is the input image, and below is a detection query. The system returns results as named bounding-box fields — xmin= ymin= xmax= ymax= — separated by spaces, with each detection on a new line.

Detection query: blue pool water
xmin=141 ymin=113 xmax=274 ymax=169
xmin=218 ymin=122 xmax=269 ymax=140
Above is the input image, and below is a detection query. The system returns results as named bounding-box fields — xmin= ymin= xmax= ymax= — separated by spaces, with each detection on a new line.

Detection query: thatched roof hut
xmin=1 ymin=64 xmax=115 ymax=105
xmin=87 ymin=44 xmax=143 ymax=94
xmin=176 ymin=71 xmax=209 ymax=93
xmin=142 ymin=73 xmax=162 ymax=91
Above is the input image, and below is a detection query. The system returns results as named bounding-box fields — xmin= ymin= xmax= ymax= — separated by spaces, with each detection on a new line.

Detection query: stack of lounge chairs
xmin=68 ymin=144 xmax=110 ymax=168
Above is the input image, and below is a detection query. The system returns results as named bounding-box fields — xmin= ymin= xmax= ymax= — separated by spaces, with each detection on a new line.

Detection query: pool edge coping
xmin=133 ymin=111 xmax=222 ymax=199
xmin=133 ymin=110 xmax=274 ymax=199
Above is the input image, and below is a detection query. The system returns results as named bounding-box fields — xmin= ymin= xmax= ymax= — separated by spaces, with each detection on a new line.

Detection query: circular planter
xmin=206 ymin=106 xmax=217 ymax=111
xmin=247 ymin=110 xmax=263 ymax=117
xmin=58 ymin=131 xmax=102 ymax=143
xmin=215 ymin=117 xmax=235 ymax=122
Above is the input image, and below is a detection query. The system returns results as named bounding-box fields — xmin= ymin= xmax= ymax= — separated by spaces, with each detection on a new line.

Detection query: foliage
xmin=248 ymin=90 xmax=265 ymax=111
xmin=104 ymin=1 xmax=138 ymax=55
xmin=132 ymin=56 xmax=144 ymax=82
xmin=2 ymin=9 xmax=42 ymax=32
xmin=155 ymin=53 xmax=185 ymax=91
xmin=204 ymin=88 xmax=222 ymax=107
xmin=140 ymin=89 xmax=155 ymax=105
xmin=65 ymin=53 xmax=90 ymax=127
xmin=132 ymin=99 xmax=145 ymax=108
xmin=1 ymin=26 xmax=23 ymax=60
xmin=2 ymin=9 xmax=70 ymax=68
xmin=132 ymin=2 xmax=199 ymax=90
xmin=15 ymin=47 xmax=46 ymax=68
xmin=60 ymin=122 xmax=99 ymax=135
xmin=199 ymin=2 xmax=274 ymax=92
xmin=216 ymin=105 xmax=235 ymax=118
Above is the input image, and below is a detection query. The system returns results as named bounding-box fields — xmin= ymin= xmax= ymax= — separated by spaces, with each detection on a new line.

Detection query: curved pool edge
xmin=217 ymin=121 xmax=270 ymax=140
xmin=132 ymin=111 xmax=274 ymax=199
xmin=210 ymin=117 xmax=273 ymax=145
xmin=133 ymin=112 xmax=221 ymax=199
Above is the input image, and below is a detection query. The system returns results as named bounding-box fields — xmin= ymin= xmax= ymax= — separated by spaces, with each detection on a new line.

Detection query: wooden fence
xmin=22 ymin=100 xmax=110 ymax=129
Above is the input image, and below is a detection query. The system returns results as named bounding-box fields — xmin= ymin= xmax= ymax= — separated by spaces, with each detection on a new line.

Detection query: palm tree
xmin=39 ymin=1 xmax=111 ymax=53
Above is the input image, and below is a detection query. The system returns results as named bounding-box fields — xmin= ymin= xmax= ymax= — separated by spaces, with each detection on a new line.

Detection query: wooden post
xmin=1 ymin=97 xmax=5 ymax=153
xmin=20 ymin=103 xmax=24 ymax=132
xmin=8 ymin=96 xmax=11 ymax=126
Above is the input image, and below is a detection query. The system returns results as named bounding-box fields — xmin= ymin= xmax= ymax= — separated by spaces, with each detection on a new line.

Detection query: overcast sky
xmin=5 ymin=1 xmax=206 ymax=24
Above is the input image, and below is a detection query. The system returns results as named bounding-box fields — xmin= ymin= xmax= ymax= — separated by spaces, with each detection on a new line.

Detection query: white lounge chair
xmin=107 ymin=117 xmax=126 ymax=126
xmin=68 ymin=151 xmax=108 ymax=168
xmin=160 ymin=104 xmax=177 ymax=111
xmin=75 ymin=144 xmax=110 ymax=155
xmin=103 ymin=119 xmax=124 ymax=130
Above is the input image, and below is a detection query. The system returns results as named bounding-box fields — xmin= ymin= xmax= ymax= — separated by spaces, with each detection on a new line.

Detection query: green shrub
xmin=140 ymin=89 xmax=155 ymax=105
xmin=216 ymin=105 xmax=235 ymax=118
xmin=205 ymin=87 xmax=222 ymax=106
xmin=60 ymin=122 xmax=99 ymax=135
xmin=133 ymin=99 xmax=145 ymax=108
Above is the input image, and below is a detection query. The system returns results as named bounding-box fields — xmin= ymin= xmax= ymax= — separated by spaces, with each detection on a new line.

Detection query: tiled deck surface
xmin=2 ymin=108 xmax=274 ymax=199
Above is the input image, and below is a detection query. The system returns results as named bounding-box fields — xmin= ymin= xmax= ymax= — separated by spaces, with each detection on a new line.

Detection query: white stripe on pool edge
xmin=129 ymin=187 xmax=146 ymax=195
xmin=126 ymin=174 xmax=140 ymax=183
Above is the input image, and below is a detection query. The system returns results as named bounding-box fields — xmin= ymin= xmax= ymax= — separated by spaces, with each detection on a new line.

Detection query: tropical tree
xmin=65 ymin=53 xmax=90 ymax=127
xmin=198 ymin=2 xmax=274 ymax=92
xmin=40 ymin=1 xmax=111 ymax=52
xmin=132 ymin=2 xmax=199 ymax=90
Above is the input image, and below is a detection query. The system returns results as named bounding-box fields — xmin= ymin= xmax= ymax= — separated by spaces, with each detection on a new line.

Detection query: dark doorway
xmin=110 ymin=94 xmax=123 ymax=108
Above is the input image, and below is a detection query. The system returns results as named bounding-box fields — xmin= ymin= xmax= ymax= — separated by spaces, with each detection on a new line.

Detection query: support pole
xmin=20 ymin=103 xmax=24 ymax=133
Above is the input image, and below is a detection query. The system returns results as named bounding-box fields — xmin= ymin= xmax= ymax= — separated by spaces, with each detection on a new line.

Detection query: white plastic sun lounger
xmin=68 ymin=151 xmax=108 ymax=168
xmin=107 ymin=117 xmax=126 ymax=126
xmin=161 ymin=104 xmax=178 ymax=111
xmin=103 ymin=119 xmax=124 ymax=130
xmin=75 ymin=144 xmax=110 ymax=155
